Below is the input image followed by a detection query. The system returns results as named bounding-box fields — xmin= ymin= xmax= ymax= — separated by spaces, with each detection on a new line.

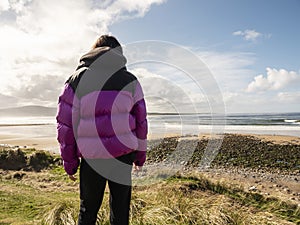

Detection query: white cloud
xmin=233 ymin=29 xmax=262 ymax=42
xmin=126 ymin=44 xmax=258 ymax=113
xmin=131 ymin=67 xmax=208 ymax=113
xmin=246 ymin=68 xmax=300 ymax=92
xmin=0 ymin=0 xmax=9 ymax=12
xmin=219 ymin=91 xmax=300 ymax=113
xmin=278 ymin=92 xmax=300 ymax=103
xmin=129 ymin=48 xmax=257 ymax=113
xmin=130 ymin=67 xmax=162 ymax=79
xmin=7 ymin=74 xmax=65 ymax=104
xmin=197 ymin=51 xmax=255 ymax=92
xmin=0 ymin=0 xmax=165 ymax=107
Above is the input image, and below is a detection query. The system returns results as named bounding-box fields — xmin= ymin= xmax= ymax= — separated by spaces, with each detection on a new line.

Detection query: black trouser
xmin=77 ymin=152 xmax=135 ymax=225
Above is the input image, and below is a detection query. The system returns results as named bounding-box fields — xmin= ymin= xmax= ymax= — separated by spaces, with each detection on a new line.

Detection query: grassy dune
xmin=0 ymin=166 xmax=299 ymax=224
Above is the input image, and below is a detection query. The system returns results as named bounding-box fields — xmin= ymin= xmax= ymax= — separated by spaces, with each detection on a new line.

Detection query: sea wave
xmin=148 ymin=123 xmax=300 ymax=137
xmin=284 ymin=119 xmax=300 ymax=124
xmin=0 ymin=117 xmax=56 ymax=126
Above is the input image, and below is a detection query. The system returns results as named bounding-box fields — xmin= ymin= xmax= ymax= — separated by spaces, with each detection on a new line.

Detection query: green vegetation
xmin=0 ymin=167 xmax=299 ymax=224
xmin=0 ymin=171 xmax=78 ymax=225
xmin=0 ymin=135 xmax=300 ymax=224
xmin=0 ymin=147 xmax=60 ymax=171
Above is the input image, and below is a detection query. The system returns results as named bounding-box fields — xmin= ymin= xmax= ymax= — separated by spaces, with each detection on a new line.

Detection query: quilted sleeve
xmin=56 ymin=84 xmax=80 ymax=175
xmin=132 ymin=81 xmax=148 ymax=166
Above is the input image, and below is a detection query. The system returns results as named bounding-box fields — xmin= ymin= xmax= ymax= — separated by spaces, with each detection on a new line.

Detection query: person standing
xmin=56 ymin=35 xmax=148 ymax=225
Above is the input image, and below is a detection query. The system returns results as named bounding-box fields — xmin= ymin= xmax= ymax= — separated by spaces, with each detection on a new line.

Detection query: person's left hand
xmin=68 ymin=174 xmax=77 ymax=181
xmin=133 ymin=164 xmax=143 ymax=174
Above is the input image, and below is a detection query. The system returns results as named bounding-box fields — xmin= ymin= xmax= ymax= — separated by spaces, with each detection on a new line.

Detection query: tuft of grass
xmin=168 ymin=174 xmax=300 ymax=224
xmin=41 ymin=202 xmax=77 ymax=225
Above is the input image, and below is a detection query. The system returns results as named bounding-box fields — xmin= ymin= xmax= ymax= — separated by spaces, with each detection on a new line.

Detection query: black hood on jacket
xmin=67 ymin=46 xmax=136 ymax=98
xmin=76 ymin=46 xmax=127 ymax=70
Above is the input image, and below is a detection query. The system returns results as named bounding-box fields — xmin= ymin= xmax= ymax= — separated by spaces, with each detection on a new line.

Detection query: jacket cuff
xmin=134 ymin=150 xmax=146 ymax=167
xmin=63 ymin=159 xmax=80 ymax=175
xmin=134 ymin=160 xmax=144 ymax=167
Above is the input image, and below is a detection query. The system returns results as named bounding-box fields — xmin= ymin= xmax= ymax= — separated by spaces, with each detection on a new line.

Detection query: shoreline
xmin=1 ymin=132 xmax=300 ymax=152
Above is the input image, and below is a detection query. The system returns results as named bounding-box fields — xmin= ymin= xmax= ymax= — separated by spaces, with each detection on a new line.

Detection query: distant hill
xmin=0 ymin=106 xmax=57 ymax=117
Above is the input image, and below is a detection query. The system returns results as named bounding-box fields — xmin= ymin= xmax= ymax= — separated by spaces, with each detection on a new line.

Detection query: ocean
xmin=0 ymin=112 xmax=299 ymax=152
xmin=148 ymin=112 xmax=300 ymax=137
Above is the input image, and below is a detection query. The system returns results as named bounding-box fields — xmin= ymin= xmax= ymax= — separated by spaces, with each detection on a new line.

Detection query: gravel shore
xmin=145 ymin=133 xmax=300 ymax=204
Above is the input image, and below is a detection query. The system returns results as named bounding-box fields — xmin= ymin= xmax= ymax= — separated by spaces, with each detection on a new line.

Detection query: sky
xmin=0 ymin=0 xmax=299 ymax=113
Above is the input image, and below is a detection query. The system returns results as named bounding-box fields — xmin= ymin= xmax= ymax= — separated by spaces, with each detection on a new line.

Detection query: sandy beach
xmin=1 ymin=132 xmax=300 ymax=152
xmin=0 ymin=135 xmax=58 ymax=153
xmin=0 ymin=124 xmax=58 ymax=153
xmin=238 ymin=133 xmax=300 ymax=145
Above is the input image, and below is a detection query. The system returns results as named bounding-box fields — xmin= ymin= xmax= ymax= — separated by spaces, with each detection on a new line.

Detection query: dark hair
xmin=92 ymin=35 xmax=122 ymax=51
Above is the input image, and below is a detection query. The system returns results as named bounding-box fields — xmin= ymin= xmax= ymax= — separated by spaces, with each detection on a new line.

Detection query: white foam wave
xmin=284 ymin=119 xmax=298 ymax=123
xmin=149 ymin=123 xmax=300 ymax=137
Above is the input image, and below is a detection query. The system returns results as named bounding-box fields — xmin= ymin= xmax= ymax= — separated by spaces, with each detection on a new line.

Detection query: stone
xmin=249 ymin=186 xmax=257 ymax=192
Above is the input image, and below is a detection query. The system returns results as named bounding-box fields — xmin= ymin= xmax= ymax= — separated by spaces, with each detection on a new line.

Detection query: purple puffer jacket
xmin=56 ymin=47 xmax=148 ymax=175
